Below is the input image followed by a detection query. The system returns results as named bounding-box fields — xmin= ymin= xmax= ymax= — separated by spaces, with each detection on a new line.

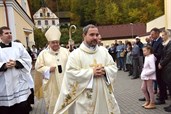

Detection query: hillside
xmin=29 ymin=0 xmax=164 ymax=26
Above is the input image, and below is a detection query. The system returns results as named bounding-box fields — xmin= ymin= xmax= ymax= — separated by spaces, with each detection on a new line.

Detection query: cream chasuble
xmin=53 ymin=43 xmax=120 ymax=114
xmin=35 ymin=47 xmax=69 ymax=114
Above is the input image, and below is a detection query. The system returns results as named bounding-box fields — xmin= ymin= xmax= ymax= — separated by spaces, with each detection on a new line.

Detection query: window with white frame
xmin=47 ymin=13 xmax=50 ymax=17
xmin=45 ymin=20 xmax=48 ymax=25
xmin=38 ymin=20 xmax=41 ymax=25
xmin=40 ymin=13 xmax=43 ymax=17
xmin=52 ymin=20 xmax=55 ymax=25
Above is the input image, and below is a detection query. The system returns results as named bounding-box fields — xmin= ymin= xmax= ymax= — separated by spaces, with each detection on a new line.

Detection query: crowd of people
xmin=107 ymin=37 xmax=144 ymax=79
xmin=0 ymin=24 xmax=171 ymax=114
xmin=106 ymin=28 xmax=171 ymax=112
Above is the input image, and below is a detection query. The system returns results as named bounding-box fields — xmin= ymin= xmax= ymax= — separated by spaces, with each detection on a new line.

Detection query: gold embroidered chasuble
xmin=53 ymin=43 xmax=120 ymax=114
xmin=35 ymin=47 xmax=69 ymax=114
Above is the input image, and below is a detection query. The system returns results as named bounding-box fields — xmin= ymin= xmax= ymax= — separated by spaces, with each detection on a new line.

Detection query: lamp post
xmin=130 ymin=23 xmax=134 ymax=39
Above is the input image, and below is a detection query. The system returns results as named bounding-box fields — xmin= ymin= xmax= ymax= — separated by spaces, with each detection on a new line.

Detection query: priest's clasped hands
xmin=93 ymin=66 xmax=106 ymax=77
xmin=5 ymin=59 xmax=16 ymax=68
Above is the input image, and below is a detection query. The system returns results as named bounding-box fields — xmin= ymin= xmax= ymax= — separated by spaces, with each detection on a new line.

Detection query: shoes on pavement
xmin=131 ymin=77 xmax=138 ymax=79
xmin=164 ymin=105 xmax=171 ymax=112
xmin=155 ymin=100 xmax=165 ymax=105
xmin=124 ymin=70 xmax=129 ymax=72
xmin=144 ymin=103 xmax=156 ymax=109
xmin=128 ymin=73 xmax=132 ymax=76
xmin=142 ymin=101 xmax=149 ymax=107
xmin=139 ymin=97 xmax=146 ymax=101
xmin=164 ymin=105 xmax=171 ymax=110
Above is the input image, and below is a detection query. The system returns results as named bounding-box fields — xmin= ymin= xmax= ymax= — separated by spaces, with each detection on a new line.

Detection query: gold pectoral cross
xmin=90 ymin=59 xmax=102 ymax=67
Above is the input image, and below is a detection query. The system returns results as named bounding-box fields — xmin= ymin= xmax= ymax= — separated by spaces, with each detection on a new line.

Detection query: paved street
xmin=30 ymin=71 xmax=170 ymax=114
xmin=114 ymin=71 xmax=170 ymax=114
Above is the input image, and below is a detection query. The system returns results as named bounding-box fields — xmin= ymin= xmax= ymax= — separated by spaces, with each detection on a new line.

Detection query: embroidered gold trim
xmin=90 ymin=59 xmax=102 ymax=67
xmin=108 ymin=84 xmax=113 ymax=94
xmin=86 ymin=89 xmax=93 ymax=99
xmin=61 ymin=81 xmax=78 ymax=108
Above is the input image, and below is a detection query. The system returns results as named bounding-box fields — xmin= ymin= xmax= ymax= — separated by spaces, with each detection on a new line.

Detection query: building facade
xmin=33 ymin=7 xmax=59 ymax=30
xmin=147 ymin=0 xmax=171 ymax=32
xmin=98 ymin=23 xmax=146 ymax=45
xmin=0 ymin=0 xmax=34 ymax=47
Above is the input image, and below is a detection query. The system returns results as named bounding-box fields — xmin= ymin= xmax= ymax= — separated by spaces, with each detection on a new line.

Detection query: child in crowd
xmin=141 ymin=45 xmax=156 ymax=109
xmin=126 ymin=42 xmax=133 ymax=76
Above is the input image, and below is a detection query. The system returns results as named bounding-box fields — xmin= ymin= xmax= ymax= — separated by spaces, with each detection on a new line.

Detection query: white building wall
xmin=165 ymin=0 xmax=171 ymax=29
xmin=33 ymin=7 xmax=60 ymax=29
xmin=146 ymin=15 xmax=165 ymax=32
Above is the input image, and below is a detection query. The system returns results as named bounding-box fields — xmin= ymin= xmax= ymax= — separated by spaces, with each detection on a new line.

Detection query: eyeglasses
xmin=4 ymin=32 xmax=12 ymax=35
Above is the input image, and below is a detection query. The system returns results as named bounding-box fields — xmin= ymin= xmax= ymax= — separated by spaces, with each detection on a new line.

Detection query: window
xmin=40 ymin=13 xmax=43 ymax=17
xmin=45 ymin=20 xmax=48 ymax=25
xmin=52 ymin=20 xmax=55 ymax=25
xmin=26 ymin=37 xmax=29 ymax=48
xmin=47 ymin=13 xmax=50 ymax=17
xmin=38 ymin=21 xmax=41 ymax=25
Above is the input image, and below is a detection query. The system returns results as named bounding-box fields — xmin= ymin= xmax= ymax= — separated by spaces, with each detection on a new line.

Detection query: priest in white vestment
xmin=53 ymin=24 xmax=120 ymax=114
xmin=0 ymin=26 xmax=32 ymax=114
xmin=35 ymin=26 xmax=69 ymax=114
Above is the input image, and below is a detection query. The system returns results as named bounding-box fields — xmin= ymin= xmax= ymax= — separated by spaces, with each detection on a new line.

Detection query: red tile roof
xmin=97 ymin=23 xmax=146 ymax=39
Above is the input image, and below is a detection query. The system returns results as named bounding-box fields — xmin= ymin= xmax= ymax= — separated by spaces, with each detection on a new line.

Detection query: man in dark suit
xmin=150 ymin=28 xmax=167 ymax=105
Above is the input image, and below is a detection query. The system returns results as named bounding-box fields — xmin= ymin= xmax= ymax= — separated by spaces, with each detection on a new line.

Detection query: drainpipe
xmin=3 ymin=0 xmax=9 ymax=27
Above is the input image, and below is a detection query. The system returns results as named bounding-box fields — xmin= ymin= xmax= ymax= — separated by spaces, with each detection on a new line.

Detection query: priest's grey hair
xmin=83 ymin=24 xmax=97 ymax=35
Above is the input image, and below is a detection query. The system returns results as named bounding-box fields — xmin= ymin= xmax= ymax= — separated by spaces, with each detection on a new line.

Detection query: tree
xmin=105 ymin=2 xmax=121 ymax=24
xmin=34 ymin=29 xmax=47 ymax=48
xmin=30 ymin=0 xmax=164 ymax=26
xmin=60 ymin=26 xmax=83 ymax=45
xmin=120 ymin=0 xmax=164 ymax=23
xmin=29 ymin=0 xmax=42 ymax=14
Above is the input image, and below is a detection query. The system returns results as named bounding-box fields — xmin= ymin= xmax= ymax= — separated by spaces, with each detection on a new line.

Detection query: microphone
xmin=58 ymin=65 xmax=62 ymax=73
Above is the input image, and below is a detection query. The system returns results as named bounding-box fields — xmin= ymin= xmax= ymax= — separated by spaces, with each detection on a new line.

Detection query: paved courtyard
xmin=30 ymin=71 xmax=170 ymax=114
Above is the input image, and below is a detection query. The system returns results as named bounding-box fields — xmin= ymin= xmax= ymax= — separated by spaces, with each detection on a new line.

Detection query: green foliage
xmin=30 ymin=0 xmax=164 ymax=25
xmin=60 ymin=26 xmax=83 ymax=45
xmin=34 ymin=28 xmax=47 ymax=48
xmin=58 ymin=0 xmax=70 ymax=11
xmin=33 ymin=27 xmax=83 ymax=47
xmin=120 ymin=0 xmax=164 ymax=23
xmin=29 ymin=0 xmax=42 ymax=14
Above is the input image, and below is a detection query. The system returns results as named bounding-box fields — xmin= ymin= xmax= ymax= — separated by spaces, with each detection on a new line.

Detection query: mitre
xmin=45 ymin=26 xmax=61 ymax=41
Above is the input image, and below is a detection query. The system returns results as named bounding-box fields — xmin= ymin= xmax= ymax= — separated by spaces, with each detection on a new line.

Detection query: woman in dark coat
xmin=159 ymin=30 xmax=171 ymax=112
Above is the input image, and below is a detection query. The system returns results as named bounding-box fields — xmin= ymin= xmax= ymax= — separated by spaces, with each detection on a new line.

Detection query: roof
xmin=15 ymin=0 xmax=34 ymax=23
xmin=55 ymin=11 xmax=71 ymax=18
xmin=33 ymin=7 xmax=58 ymax=19
xmin=98 ymin=23 xmax=146 ymax=39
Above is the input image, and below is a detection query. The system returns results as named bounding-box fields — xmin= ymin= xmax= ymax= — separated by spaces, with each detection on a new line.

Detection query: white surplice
xmin=53 ymin=43 xmax=120 ymax=114
xmin=0 ymin=42 xmax=32 ymax=106
xmin=35 ymin=47 xmax=69 ymax=114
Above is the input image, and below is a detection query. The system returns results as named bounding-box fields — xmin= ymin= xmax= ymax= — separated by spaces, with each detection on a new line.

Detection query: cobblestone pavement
xmin=115 ymin=71 xmax=170 ymax=114
xmin=30 ymin=70 xmax=170 ymax=114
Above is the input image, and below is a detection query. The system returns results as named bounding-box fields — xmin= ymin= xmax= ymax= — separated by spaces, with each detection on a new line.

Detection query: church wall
xmin=0 ymin=7 xmax=6 ymax=27
xmin=13 ymin=9 xmax=34 ymax=47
